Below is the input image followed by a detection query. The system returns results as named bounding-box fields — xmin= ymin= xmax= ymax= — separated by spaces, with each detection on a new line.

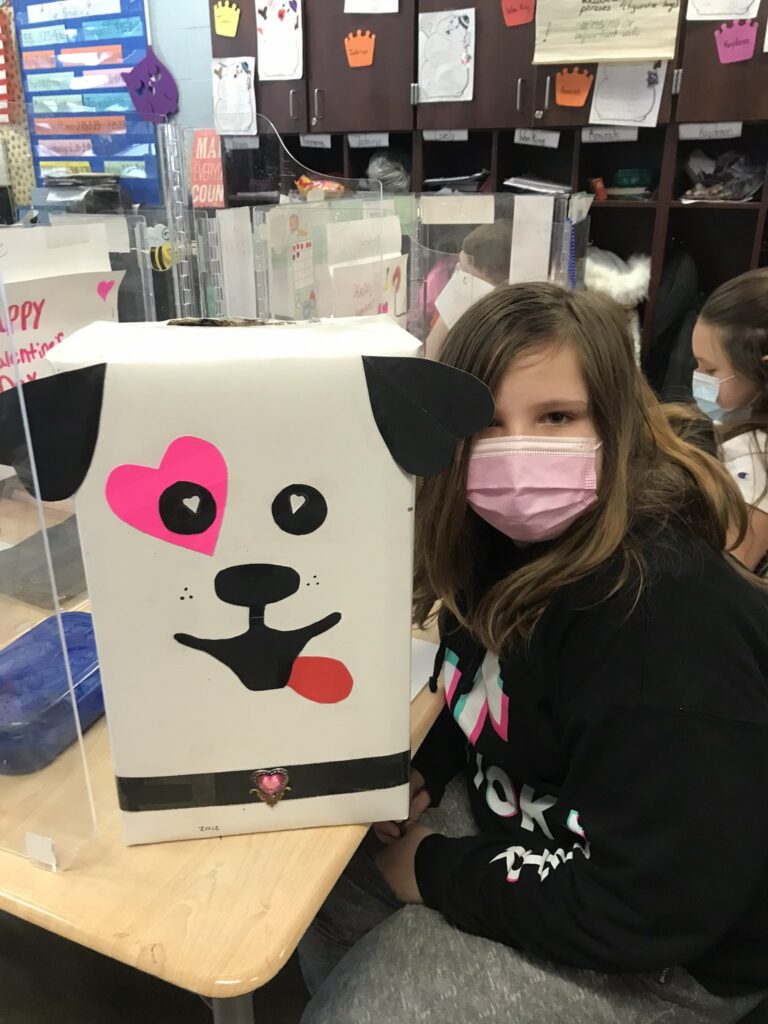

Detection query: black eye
xmin=159 ymin=481 xmax=217 ymax=535
xmin=272 ymin=484 xmax=327 ymax=536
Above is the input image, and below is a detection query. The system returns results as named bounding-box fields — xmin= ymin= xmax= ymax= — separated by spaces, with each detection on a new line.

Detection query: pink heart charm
xmin=97 ymin=279 xmax=116 ymax=302
xmin=250 ymin=768 xmax=291 ymax=807
xmin=105 ymin=436 xmax=227 ymax=555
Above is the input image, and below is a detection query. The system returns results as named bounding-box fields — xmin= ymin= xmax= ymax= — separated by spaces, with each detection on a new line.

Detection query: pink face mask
xmin=467 ymin=435 xmax=601 ymax=543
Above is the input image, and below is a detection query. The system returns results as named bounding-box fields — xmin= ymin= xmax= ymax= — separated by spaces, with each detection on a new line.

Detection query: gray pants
xmin=299 ymin=781 xmax=765 ymax=1024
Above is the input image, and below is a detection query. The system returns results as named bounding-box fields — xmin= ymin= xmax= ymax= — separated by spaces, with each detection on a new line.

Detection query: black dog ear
xmin=362 ymin=356 xmax=494 ymax=476
xmin=0 ymin=365 xmax=106 ymax=501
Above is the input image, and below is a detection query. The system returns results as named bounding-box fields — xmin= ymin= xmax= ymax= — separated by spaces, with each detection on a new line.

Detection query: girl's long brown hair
xmin=414 ymin=283 xmax=749 ymax=651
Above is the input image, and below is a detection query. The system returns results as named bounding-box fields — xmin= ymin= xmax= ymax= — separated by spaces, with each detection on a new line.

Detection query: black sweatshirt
xmin=413 ymin=524 xmax=768 ymax=996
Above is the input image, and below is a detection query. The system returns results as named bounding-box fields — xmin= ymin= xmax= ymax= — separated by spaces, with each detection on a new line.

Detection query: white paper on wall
xmin=0 ymin=223 xmax=111 ymax=283
xmin=418 ymin=8 xmax=475 ymax=104
xmin=212 ymin=57 xmax=257 ymax=136
xmin=534 ymin=0 xmax=681 ymax=63
xmin=326 ymin=214 xmax=401 ymax=267
xmin=256 ymin=0 xmax=304 ymax=82
xmin=687 ymin=0 xmax=760 ymax=19
xmin=344 ymin=0 xmax=398 ymax=11
xmin=27 ymin=0 xmax=121 ymax=23
xmin=435 ymin=269 xmax=494 ymax=329
xmin=589 ymin=61 xmax=668 ymax=129
xmin=508 ymin=195 xmax=555 ymax=285
xmin=217 ymin=208 xmax=258 ymax=317
xmin=0 ymin=269 xmax=123 ymax=392
xmin=331 ymin=254 xmax=408 ymax=318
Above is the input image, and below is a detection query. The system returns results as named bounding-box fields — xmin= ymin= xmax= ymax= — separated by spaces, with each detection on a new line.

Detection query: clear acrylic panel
xmin=0 ymin=274 xmax=99 ymax=871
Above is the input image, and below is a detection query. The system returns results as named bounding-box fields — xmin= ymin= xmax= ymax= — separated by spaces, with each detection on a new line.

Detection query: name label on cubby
xmin=514 ymin=128 xmax=560 ymax=149
xmin=299 ymin=134 xmax=332 ymax=149
xmin=423 ymin=130 xmax=469 ymax=143
xmin=224 ymin=136 xmax=260 ymax=150
xmin=348 ymin=133 xmax=390 ymax=148
xmin=679 ymin=122 xmax=743 ymax=141
xmin=582 ymin=127 xmax=639 ymax=144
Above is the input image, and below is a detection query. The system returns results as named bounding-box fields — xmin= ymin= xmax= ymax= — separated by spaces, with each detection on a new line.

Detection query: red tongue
xmin=287 ymin=657 xmax=353 ymax=704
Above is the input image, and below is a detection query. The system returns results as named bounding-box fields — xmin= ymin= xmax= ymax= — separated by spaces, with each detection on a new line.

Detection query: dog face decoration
xmin=0 ymin=317 xmax=492 ymax=844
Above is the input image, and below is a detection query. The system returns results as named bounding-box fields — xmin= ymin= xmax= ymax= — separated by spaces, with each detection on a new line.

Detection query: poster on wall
xmin=11 ymin=0 xmax=159 ymax=204
xmin=212 ymin=56 xmax=257 ymax=136
xmin=256 ymin=0 xmax=304 ymax=82
xmin=418 ymin=9 xmax=475 ymax=103
xmin=588 ymin=61 xmax=668 ymax=129
xmin=687 ymin=0 xmax=761 ymax=19
xmin=533 ymin=0 xmax=681 ymax=64
xmin=0 ymin=268 xmax=123 ymax=392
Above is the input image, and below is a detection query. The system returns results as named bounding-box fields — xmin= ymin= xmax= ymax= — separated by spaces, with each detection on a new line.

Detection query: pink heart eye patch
xmin=105 ymin=436 xmax=228 ymax=556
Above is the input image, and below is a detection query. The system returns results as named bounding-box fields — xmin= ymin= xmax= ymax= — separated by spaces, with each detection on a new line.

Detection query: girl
xmin=300 ymin=284 xmax=768 ymax=1024
xmin=692 ymin=268 xmax=768 ymax=572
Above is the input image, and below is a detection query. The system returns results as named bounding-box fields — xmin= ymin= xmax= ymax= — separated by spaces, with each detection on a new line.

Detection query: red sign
xmin=192 ymin=130 xmax=225 ymax=210
xmin=501 ymin=0 xmax=535 ymax=28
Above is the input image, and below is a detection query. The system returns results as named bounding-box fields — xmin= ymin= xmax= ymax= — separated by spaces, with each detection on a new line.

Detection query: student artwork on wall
xmin=0 ymin=318 xmax=493 ymax=844
xmin=256 ymin=0 xmax=303 ymax=82
xmin=714 ymin=19 xmax=759 ymax=62
xmin=501 ymin=0 xmax=535 ymax=28
xmin=212 ymin=56 xmax=257 ymax=136
xmin=534 ymin=0 xmax=681 ymax=63
xmin=555 ymin=67 xmax=594 ymax=107
xmin=687 ymin=0 xmax=761 ymax=19
xmin=345 ymin=29 xmax=376 ymax=68
xmin=11 ymin=0 xmax=159 ymax=204
xmin=213 ymin=0 xmax=242 ymax=36
xmin=589 ymin=61 xmax=667 ymax=129
xmin=418 ymin=8 xmax=475 ymax=103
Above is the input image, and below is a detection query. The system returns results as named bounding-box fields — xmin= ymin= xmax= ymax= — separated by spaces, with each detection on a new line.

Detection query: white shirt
xmin=721 ymin=430 xmax=768 ymax=515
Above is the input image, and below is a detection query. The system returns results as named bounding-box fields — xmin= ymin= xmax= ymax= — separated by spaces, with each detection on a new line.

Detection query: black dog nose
xmin=215 ymin=564 xmax=300 ymax=611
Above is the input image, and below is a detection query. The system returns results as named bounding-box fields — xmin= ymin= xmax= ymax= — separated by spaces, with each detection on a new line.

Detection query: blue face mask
xmin=692 ymin=370 xmax=736 ymax=420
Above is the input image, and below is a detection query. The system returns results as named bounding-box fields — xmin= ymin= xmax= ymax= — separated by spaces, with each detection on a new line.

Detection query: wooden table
xmin=0 ymin=621 xmax=442 ymax=1024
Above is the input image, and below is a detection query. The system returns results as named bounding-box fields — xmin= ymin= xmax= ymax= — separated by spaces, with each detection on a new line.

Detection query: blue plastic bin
xmin=0 ymin=612 xmax=104 ymax=775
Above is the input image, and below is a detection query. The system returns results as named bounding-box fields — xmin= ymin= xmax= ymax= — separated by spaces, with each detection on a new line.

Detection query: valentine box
xmin=0 ymin=317 xmax=491 ymax=845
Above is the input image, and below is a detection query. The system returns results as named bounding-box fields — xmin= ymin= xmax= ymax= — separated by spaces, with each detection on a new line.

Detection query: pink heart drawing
xmin=97 ymin=279 xmax=116 ymax=302
xmin=105 ymin=436 xmax=228 ymax=556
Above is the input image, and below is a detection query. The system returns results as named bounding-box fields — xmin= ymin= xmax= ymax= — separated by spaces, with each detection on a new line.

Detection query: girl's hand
xmin=376 ymin=824 xmax=434 ymax=904
xmin=373 ymin=769 xmax=432 ymax=845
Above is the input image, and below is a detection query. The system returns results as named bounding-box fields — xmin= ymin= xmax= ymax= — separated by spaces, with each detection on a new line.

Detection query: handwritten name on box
xmin=514 ymin=128 xmax=561 ymax=149
xmin=679 ymin=121 xmax=743 ymax=141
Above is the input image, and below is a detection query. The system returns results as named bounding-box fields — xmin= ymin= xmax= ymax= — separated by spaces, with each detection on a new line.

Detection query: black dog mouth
xmin=174 ymin=563 xmax=341 ymax=692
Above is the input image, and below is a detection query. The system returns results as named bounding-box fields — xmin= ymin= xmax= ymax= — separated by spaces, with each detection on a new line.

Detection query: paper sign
xmin=0 ymin=223 xmax=111 ymax=283
xmin=714 ymin=19 xmax=758 ymax=62
xmin=34 ymin=114 xmax=127 ymax=135
xmin=256 ymin=0 xmax=303 ymax=82
xmin=435 ymin=268 xmax=494 ymax=329
xmin=344 ymin=0 xmax=398 ymax=11
xmin=418 ymin=8 xmax=475 ymax=103
xmin=21 ymin=25 xmax=76 ymax=47
xmin=348 ymin=132 xmax=389 ymax=147
xmin=58 ymin=44 xmax=123 ymax=66
xmin=556 ymin=66 xmax=594 ymax=107
xmin=299 ymin=133 xmax=331 ymax=148
xmin=28 ymin=0 xmax=121 ymax=22
xmin=679 ymin=121 xmax=743 ymax=139
xmin=420 ymin=194 xmax=495 ymax=225
xmin=76 ymin=68 xmax=132 ymax=88
xmin=22 ymin=49 xmax=56 ymax=70
xmin=501 ymin=0 xmax=535 ymax=27
xmin=589 ymin=61 xmax=667 ymax=128
xmin=104 ymin=160 xmax=146 ymax=177
xmin=217 ymin=208 xmax=258 ymax=317
xmin=688 ymin=0 xmax=760 ymax=18
xmin=27 ymin=70 xmax=75 ymax=92
xmin=509 ymin=195 xmax=555 ymax=285
xmin=191 ymin=129 xmax=225 ymax=209
xmin=82 ymin=17 xmax=143 ymax=41
xmin=212 ymin=57 xmax=257 ymax=136
xmin=37 ymin=138 xmax=96 ymax=157
xmin=534 ymin=0 xmax=681 ymax=63
xmin=331 ymin=254 xmax=407 ymax=318
xmin=326 ymin=214 xmax=401 ymax=266
xmin=424 ymin=129 xmax=469 ymax=142
xmin=49 ymin=213 xmax=131 ymax=252
xmin=0 ymin=269 xmax=123 ymax=393
xmin=514 ymin=127 xmax=560 ymax=148
xmin=582 ymin=126 xmax=639 ymax=143
xmin=214 ymin=0 xmax=242 ymax=37
xmin=345 ymin=29 xmax=376 ymax=67
xmin=40 ymin=160 xmax=92 ymax=173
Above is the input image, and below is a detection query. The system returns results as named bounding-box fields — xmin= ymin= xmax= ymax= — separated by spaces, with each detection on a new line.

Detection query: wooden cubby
xmin=210 ymin=0 xmax=768 ymax=359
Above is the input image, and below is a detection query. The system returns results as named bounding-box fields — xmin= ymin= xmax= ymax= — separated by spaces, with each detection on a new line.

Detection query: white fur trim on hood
xmin=584 ymin=246 xmax=651 ymax=308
